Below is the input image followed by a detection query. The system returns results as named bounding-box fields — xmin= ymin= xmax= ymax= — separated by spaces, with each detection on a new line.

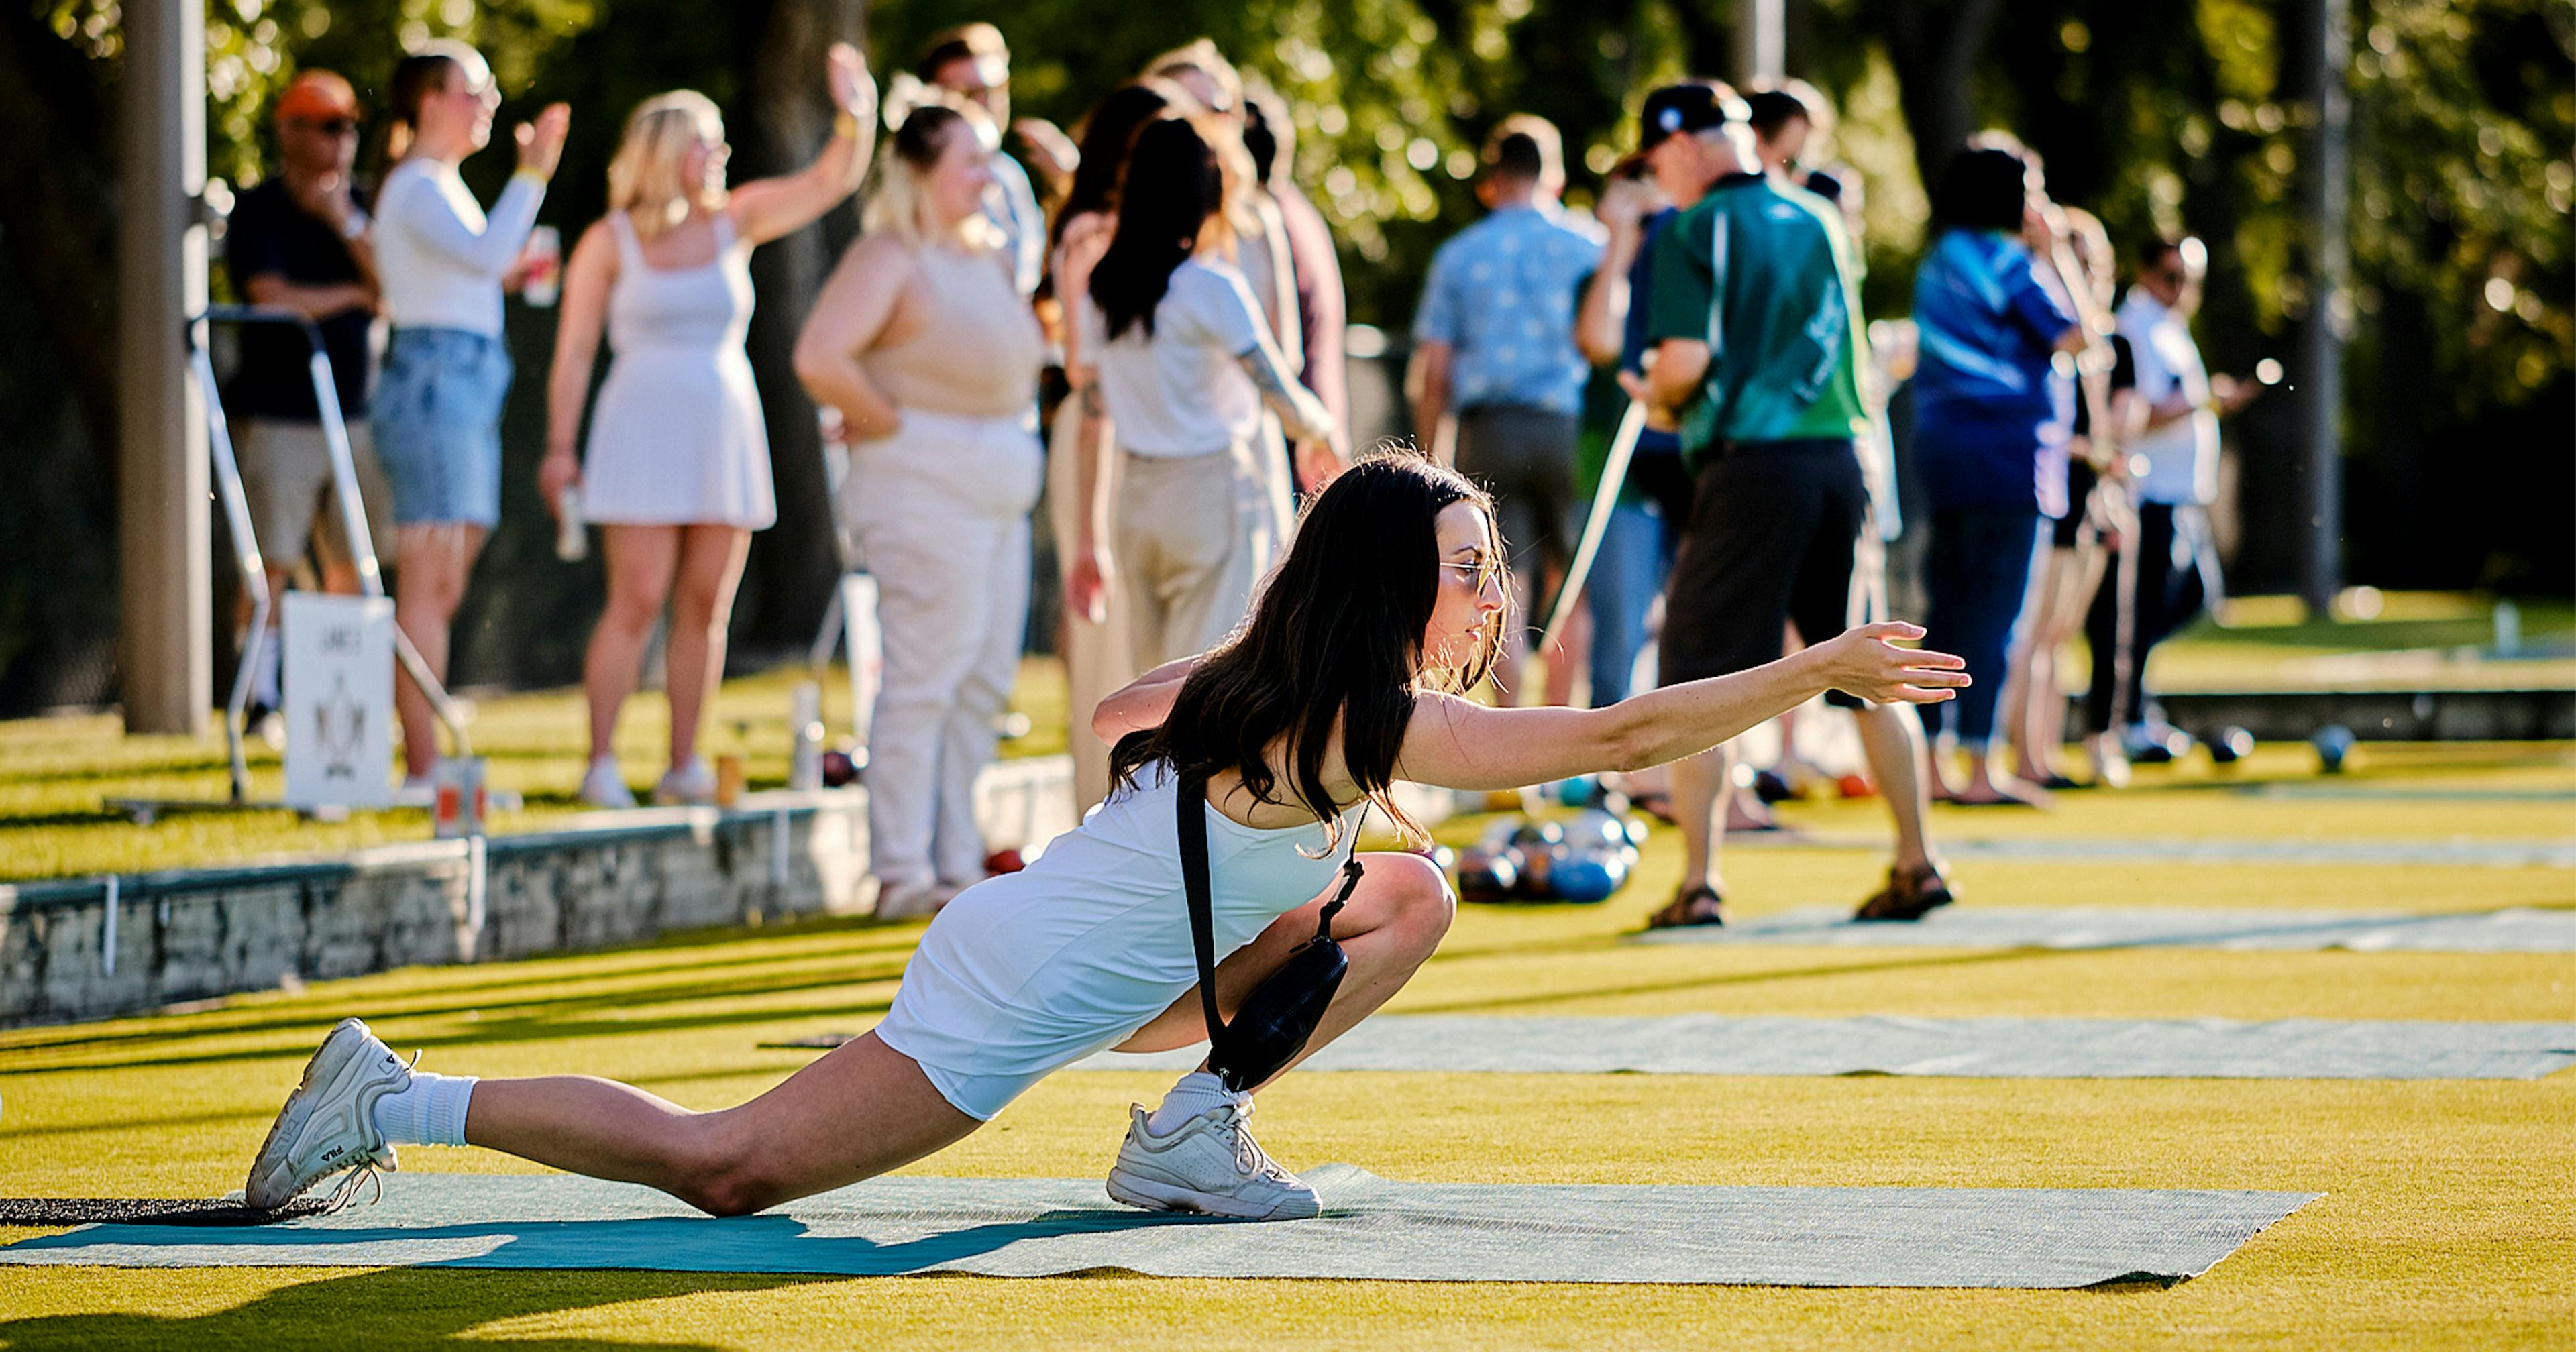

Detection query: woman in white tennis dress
xmin=543 ymin=50 xmax=874 ymax=807
xmin=245 ymin=457 xmax=1967 ymax=1223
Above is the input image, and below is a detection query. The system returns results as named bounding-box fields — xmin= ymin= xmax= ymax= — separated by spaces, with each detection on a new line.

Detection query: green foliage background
xmin=2 ymin=0 xmax=2569 ymax=712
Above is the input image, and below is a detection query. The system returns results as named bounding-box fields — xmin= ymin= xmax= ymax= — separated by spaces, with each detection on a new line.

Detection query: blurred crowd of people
xmin=223 ymin=30 xmax=2257 ymax=922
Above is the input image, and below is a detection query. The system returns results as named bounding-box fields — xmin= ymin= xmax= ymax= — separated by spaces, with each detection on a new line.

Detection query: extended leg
xmin=464 ymin=1032 xmax=979 ymax=1217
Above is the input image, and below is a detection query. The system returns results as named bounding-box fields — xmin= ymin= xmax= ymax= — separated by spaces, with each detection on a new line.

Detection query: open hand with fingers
xmin=1819 ymin=622 xmax=1970 ymax=706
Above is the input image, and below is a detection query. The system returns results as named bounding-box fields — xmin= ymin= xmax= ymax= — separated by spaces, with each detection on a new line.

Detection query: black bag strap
xmin=1179 ymin=771 xmax=1366 ymax=1051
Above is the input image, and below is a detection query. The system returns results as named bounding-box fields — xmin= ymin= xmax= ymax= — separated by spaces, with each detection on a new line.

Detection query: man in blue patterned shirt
xmin=1411 ymin=115 xmax=1605 ymax=697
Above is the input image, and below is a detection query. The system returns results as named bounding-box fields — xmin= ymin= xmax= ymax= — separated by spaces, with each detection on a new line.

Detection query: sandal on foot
xmin=1646 ymin=884 xmax=1729 ymax=929
xmin=1854 ymin=863 xmax=1955 ymax=923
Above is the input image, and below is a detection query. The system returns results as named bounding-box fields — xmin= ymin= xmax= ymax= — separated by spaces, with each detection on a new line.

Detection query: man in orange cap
xmin=224 ymin=69 xmax=395 ymax=718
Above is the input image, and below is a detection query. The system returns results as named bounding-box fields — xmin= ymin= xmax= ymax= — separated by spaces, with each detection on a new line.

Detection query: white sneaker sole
xmin=244 ymin=1019 xmax=386 ymax=1210
xmin=1105 ymin=1165 xmax=1319 ymax=1221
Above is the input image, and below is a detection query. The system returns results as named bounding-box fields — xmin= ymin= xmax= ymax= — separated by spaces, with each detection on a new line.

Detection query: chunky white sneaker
xmin=244 ymin=1019 xmax=411 ymax=1211
xmin=653 ymin=758 xmax=716 ymax=806
xmin=579 ymin=757 xmax=636 ymax=809
xmin=1106 ymin=1099 xmax=1320 ymax=1221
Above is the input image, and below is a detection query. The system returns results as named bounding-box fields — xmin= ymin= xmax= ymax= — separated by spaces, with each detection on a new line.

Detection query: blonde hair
xmin=608 ymin=91 xmax=725 ymax=241
xmin=863 ymin=98 xmax=1003 ymax=251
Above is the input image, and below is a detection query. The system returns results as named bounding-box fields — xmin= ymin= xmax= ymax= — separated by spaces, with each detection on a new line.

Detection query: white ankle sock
xmin=1146 ymin=1070 xmax=1243 ymax=1135
xmin=372 ymin=1070 xmax=478 ymax=1147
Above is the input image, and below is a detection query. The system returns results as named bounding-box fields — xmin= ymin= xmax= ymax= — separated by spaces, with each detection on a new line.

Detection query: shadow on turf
xmin=1397 ymin=945 xmax=2076 ymax=1015
xmin=0 ymin=1265 xmax=826 ymax=1350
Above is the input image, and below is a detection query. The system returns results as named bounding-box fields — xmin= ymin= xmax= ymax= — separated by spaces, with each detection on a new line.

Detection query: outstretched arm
xmin=1395 ymin=622 xmax=1967 ymax=791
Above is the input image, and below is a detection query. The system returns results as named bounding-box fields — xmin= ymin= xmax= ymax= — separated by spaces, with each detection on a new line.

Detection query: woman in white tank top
xmin=790 ymin=101 xmax=1049 ymax=918
xmin=542 ymin=49 xmax=875 ymax=807
xmin=247 ymin=456 xmax=1968 ymax=1223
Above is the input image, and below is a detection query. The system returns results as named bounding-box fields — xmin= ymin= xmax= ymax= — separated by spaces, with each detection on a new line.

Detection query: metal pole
xmin=2296 ymin=0 xmax=2350 ymax=615
xmin=1737 ymin=0 xmax=1785 ymax=85
xmin=117 ymin=0 xmax=212 ymax=734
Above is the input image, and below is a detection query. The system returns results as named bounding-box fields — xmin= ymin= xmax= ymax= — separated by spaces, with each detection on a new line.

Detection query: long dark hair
xmin=1089 ymin=117 xmax=1226 ymax=341
xmin=1107 ymin=452 xmax=1503 ymax=847
xmin=1049 ymin=81 xmax=1180 ymax=249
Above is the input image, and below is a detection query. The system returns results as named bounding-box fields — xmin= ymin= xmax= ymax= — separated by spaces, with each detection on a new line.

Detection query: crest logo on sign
xmin=284 ymin=594 xmax=396 ymax=810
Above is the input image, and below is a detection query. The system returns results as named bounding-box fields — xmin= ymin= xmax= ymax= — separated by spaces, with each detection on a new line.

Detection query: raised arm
xmin=538 ymin=221 xmax=617 ymax=515
xmin=727 ymin=44 xmax=875 ymax=247
xmin=386 ymin=105 xmax=567 ymax=276
xmin=790 ymin=236 xmax=910 ymax=439
xmin=1395 ymin=622 xmax=1966 ymax=791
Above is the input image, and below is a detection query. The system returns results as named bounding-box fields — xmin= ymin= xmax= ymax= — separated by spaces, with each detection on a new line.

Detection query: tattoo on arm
xmin=1236 ymin=346 xmax=1332 ymax=445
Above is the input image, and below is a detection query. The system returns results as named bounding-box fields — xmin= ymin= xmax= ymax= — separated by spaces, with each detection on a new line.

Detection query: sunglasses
xmin=292 ymin=117 xmax=359 ymax=137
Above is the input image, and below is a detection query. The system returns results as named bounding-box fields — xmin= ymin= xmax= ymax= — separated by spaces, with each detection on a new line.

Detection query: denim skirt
xmin=370 ymin=327 xmax=512 ymax=528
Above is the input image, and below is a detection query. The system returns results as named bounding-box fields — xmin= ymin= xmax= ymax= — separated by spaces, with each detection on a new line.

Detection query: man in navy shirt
xmin=222 ymin=70 xmax=394 ymax=711
xmin=1412 ymin=117 xmax=1605 ymax=701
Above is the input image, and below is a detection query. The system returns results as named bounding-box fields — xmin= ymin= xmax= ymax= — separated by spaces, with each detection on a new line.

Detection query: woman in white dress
xmin=541 ymin=47 xmax=875 ymax=806
xmin=245 ymin=454 xmax=1968 ymax=1224
xmin=791 ymin=101 xmax=1049 ymax=917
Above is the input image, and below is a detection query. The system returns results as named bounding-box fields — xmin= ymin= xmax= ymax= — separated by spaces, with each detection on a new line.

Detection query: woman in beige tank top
xmin=795 ymin=101 xmax=1046 ymax=917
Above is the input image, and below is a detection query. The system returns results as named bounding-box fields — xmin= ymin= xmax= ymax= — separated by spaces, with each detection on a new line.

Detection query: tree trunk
xmin=734 ymin=0 xmax=869 ymax=649
xmin=1880 ymin=0 xmax=2003 ymax=199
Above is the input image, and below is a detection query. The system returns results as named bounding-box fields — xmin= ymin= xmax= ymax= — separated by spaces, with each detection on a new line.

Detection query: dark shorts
xmin=1456 ymin=405 xmax=1578 ymax=579
xmin=1660 ymin=438 xmax=1876 ymax=708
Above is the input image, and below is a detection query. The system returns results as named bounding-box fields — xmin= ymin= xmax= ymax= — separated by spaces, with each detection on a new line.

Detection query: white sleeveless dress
xmin=873 ymin=761 xmax=1361 ymax=1120
xmin=579 ymin=211 xmax=775 ymax=529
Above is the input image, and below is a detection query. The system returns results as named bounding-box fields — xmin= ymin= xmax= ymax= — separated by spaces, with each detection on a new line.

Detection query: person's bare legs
xmin=584 ymin=525 xmax=680 ymax=761
xmin=1112 ymin=852 xmax=1456 ymax=1072
xmin=464 ymin=1031 xmax=980 ymax=1217
xmin=663 ymin=524 xmax=752 ymax=769
xmin=391 ymin=523 xmax=488 ymax=780
xmin=1854 ymin=701 xmax=1936 ymax=873
xmin=2016 ymin=545 xmax=2108 ymax=783
xmin=1669 ymin=742 xmax=1732 ymax=898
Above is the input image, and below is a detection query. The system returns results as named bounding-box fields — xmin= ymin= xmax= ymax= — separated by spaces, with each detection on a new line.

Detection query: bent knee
xmin=1371 ymin=852 xmax=1456 ymax=938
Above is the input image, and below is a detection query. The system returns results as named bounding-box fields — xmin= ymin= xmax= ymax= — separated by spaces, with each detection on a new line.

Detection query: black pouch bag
xmin=1179 ymin=773 xmax=1364 ymax=1094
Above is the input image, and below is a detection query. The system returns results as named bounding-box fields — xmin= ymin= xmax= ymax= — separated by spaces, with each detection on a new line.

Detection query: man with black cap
xmin=1627 ymin=84 xmax=1951 ymax=929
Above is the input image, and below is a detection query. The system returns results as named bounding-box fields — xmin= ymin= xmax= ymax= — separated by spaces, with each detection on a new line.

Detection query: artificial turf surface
xmin=1 ymin=741 xmax=2570 ymax=1348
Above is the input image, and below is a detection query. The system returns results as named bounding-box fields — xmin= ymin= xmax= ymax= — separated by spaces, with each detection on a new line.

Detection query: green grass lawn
xmin=0 ymin=658 xmax=1069 ymax=882
xmin=3 ymin=591 xmax=2569 ymax=883
xmin=1 ymin=744 xmax=2569 ymax=1349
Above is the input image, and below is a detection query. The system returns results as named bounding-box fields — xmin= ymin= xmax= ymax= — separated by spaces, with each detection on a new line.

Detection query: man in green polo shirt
xmin=1631 ymin=91 xmax=1950 ymax=929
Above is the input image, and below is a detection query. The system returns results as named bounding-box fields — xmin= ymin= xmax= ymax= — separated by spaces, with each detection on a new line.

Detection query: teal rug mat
xmin=0 ymin=1168 xmax=2316 ymax=1288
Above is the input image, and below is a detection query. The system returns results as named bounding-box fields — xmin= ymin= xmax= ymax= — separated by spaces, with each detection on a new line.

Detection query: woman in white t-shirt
xmin=1067 ymin=117 xmax=1343 ymax=672
xmin=368 ymin=42 xmax=568 ymax=782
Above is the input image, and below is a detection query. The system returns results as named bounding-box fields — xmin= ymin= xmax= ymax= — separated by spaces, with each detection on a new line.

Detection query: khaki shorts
xmin=234 ymin=418 xmax=397 ymax=571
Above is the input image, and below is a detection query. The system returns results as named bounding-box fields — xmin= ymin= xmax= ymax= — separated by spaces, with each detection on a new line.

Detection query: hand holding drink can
xmin=521 ymin=225 xmax=562 ymax=306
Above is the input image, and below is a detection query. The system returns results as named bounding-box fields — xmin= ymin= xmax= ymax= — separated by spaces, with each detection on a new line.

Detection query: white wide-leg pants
xmin=845 ymin=408 xmax=1042 ymax=891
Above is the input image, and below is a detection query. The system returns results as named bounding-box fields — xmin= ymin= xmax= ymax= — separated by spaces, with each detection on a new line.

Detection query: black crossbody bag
xmin=1178 ymin=773 xmax=1365 ymax=1094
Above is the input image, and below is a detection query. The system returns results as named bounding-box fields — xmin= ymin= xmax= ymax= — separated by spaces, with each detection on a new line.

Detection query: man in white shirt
xmin=2093 ymin=235 xmax=2258 ymax=771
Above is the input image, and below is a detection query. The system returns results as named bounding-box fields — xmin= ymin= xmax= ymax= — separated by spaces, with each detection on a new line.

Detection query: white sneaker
xmin=653 ymin=758 xmax=716 ymax=806
xmin=1105 ymin=1099 xmax=1320 ymax=1221
xmin=244 ymin=1018 xmax=411 ymax=1211
xmin=579 ymin=757 xmax=636 ymax=809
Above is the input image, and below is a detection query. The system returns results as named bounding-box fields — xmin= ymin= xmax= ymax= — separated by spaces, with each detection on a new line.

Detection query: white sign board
xmin=284 ymin=593 xmax=396 ymax=810
xmin=840 ymin=572 xmax=883 ymax=745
